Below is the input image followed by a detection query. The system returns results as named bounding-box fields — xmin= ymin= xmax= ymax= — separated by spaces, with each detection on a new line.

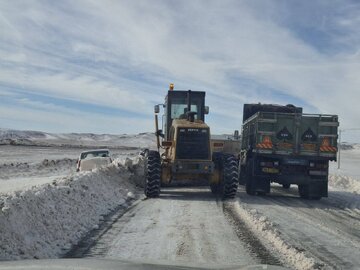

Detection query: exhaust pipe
xmin=186 ymin=90 xmax=195 ymax=122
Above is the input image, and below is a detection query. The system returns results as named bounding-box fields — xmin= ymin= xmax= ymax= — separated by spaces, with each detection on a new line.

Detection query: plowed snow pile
xmin=0 ymin=158 xmax=144 ymax=260
xmin=329 ymin=174 xmax=360 ymax=194
xmin=328 ymin=145 xmax=360 ymax=194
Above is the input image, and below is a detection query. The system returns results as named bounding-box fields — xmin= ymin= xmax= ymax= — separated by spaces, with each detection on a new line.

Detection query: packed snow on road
xmin=0 ymin=129 xmax=359 ymax=269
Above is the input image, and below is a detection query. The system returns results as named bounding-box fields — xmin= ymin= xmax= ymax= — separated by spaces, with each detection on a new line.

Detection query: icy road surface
xmin=68 ymin=184 xmax=360 ymax=270
xmin=73 ymin=187 xmax=281 ymax=267
xmin=235 ymin=185 xmax=360 ymax=269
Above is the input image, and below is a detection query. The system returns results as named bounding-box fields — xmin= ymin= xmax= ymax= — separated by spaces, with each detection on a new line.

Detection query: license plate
xmin=283 ymin=159 xmax=307 ymax=166
xmin=262 ymin=167 xmax=279 ymax=174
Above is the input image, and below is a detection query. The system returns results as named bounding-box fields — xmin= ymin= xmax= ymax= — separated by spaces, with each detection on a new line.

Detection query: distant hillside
xmin=0 ymin=128 xmax=156 ymax=148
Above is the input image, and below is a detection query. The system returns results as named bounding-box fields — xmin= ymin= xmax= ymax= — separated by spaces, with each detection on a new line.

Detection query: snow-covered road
xmin=67 ymin=185 xmax=360 ymax=270
xmin=73 ymin=187 xmax=281 ymax=267
xmin=236 ymin=185 xmax=360 ymax=269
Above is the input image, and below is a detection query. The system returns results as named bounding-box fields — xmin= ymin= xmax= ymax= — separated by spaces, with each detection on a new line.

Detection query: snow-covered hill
xmin=0 ymin=129 xmax=156 ymax=148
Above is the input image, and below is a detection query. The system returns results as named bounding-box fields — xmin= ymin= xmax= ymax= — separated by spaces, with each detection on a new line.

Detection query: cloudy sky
xmin=1 ymin=0 xmax=360 ymax=140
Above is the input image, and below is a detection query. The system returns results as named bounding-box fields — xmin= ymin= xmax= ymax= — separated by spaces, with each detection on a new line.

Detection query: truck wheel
xmin=282 ymin=184 xmax=291 ymax=189
xmin=144 ymin=150 xmax=161 ymax=198
xmin=238 ymin=165 xmax=246 ymax=185
xmin=220 ymin=154 xmax=239 ymax=199
xmin=246 ymin=178 xmax=255 ymax=195
xmin=298 ymin=184 xmax=322 ymax=200
xmin=298 ymin=185 xmax=308 ymax=198
xmin=210 ymin=183 xmax=219 ymax=194
xmin=245 ymin=159 xmax=256 ymax=195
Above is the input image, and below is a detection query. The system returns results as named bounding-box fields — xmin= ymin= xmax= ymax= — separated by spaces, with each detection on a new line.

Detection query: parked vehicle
xmin=76 ymin=149 xmax=112 ymax=172
xmin=239 ymin=104 xmax=339 ymax=199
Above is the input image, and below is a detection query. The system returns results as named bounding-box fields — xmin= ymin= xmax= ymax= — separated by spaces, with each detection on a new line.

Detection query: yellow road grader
xmin=143 ymin=84 xmax=239 ymax=199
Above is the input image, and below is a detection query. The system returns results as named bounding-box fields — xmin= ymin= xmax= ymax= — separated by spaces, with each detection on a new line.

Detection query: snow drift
xmin=227 ymin=201 xmax=318 ymax=270
xmin=329 ymin=174 xmax=360 ymax=194
xmin=0 ymin=158 xmax=144 ymax=260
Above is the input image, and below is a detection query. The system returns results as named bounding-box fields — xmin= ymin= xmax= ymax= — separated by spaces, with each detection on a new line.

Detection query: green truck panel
xmin=242 ymin=112 xmax=339 ymax=160
xmin=239 ymin=103 xmax=339 ymax=199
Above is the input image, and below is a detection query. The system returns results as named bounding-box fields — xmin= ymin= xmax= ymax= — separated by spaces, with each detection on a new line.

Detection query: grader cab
xmin=143 ymin=84 xmax=238 ymax=199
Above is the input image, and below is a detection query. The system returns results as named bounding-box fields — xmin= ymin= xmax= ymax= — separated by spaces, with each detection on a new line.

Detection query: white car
xmin=76 ymin=149 xmax=112 ymax=172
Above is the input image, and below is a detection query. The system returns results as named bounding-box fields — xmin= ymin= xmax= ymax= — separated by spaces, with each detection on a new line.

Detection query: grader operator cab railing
xmin=143 ymin=84 xmax=238 ymax=199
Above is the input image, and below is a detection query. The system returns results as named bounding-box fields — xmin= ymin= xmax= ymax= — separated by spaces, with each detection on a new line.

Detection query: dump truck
xmin=143 ymin=84 xmax=239 ymax=199
xmin=239 ymin=104 xmax=339 ymax=199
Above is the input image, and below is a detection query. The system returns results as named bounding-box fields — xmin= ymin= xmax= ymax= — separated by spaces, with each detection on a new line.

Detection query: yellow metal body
xmin=160 ymin=118 xmax=219 ymax=184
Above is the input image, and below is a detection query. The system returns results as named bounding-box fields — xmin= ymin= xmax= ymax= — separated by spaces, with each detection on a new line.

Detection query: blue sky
xmin=1 ymin=0 xmax=360 ymax=141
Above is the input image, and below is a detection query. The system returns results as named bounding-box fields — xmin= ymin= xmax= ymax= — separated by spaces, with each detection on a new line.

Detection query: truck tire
xmin=298 ymin=185 xmax=308 ymax=198
xmin=144 ymin=150 xmax=161 ymax=198
xmin=282 ymin=184 xmax=291 ymax=189
xmin=210 ymin=183 xmax=219 ymax=194
xmin=298 ymin=184 xmax=321 ymax=200
xmin=220 ymin=154 xmax=239 ymax=199
xmin=238 ymin=165 xmax=246 ymax=185
xmin=245 ymin=159 xmax=256 ymax=195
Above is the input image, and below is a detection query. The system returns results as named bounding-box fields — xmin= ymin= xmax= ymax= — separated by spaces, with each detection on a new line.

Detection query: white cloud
xmin=0 ymin=102 xmax=152 ymax=134
xmin=0 ymin=0 xmax=359 ymax=140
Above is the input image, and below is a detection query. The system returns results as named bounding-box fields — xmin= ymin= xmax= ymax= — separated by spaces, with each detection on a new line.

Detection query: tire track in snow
xmin=65 ymin=199 xmax=143 ymax=258
xmin=67 ymin=187 xmax=284 ymax=266
xmin=222 ymin=201 xmax=283 ymax=266
xmin=237 ymin=185 xmax=360 ymax=269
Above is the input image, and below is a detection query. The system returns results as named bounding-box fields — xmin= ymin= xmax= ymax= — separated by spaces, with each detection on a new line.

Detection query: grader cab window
xmin=171 ymin=98 xmax=201 ymax=120
xmin=164 ymin=91 xmax=206 ymax=140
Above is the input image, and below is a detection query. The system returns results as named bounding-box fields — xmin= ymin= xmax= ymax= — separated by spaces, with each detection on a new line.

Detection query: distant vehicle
xmin=76 ymin=149 xmax=112 ymax=172
xmin=239 ymin=104 xmax=339 ymax=199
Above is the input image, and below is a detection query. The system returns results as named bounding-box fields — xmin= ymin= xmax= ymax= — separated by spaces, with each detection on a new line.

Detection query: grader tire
xmin=282 ymin=184 xmax=291 ymax=189
xmin=221 ymin=155 xmax=239 ymax=200
xmin=144 ymin=150 xmax=161 ymax=198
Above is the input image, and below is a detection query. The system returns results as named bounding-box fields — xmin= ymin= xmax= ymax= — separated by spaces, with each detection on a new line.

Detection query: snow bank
xmin=115 ymin=156 xmax=145 ymax=188
xmin=228 ymin=201 xmax=320 ymax=270
xmin=0 ymin=159 xmax=144 ymax=260
xmin=329 ymin=174 xmax=360 ymax=194
xmin=0 ymin=159 xmax=76 ymax=180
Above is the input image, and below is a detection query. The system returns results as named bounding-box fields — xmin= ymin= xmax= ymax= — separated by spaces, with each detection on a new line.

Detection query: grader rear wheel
xmin=219 ymin=154 xmax=239 ymax=199
xmin=144 ymin=150 xmax=161 ymax=198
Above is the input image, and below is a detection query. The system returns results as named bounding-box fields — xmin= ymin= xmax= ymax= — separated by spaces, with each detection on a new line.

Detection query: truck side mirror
xmin=154 ymin=105 xmax=160 ymax=114
xmin=204 ymin=106 xmax=209 ymax=114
